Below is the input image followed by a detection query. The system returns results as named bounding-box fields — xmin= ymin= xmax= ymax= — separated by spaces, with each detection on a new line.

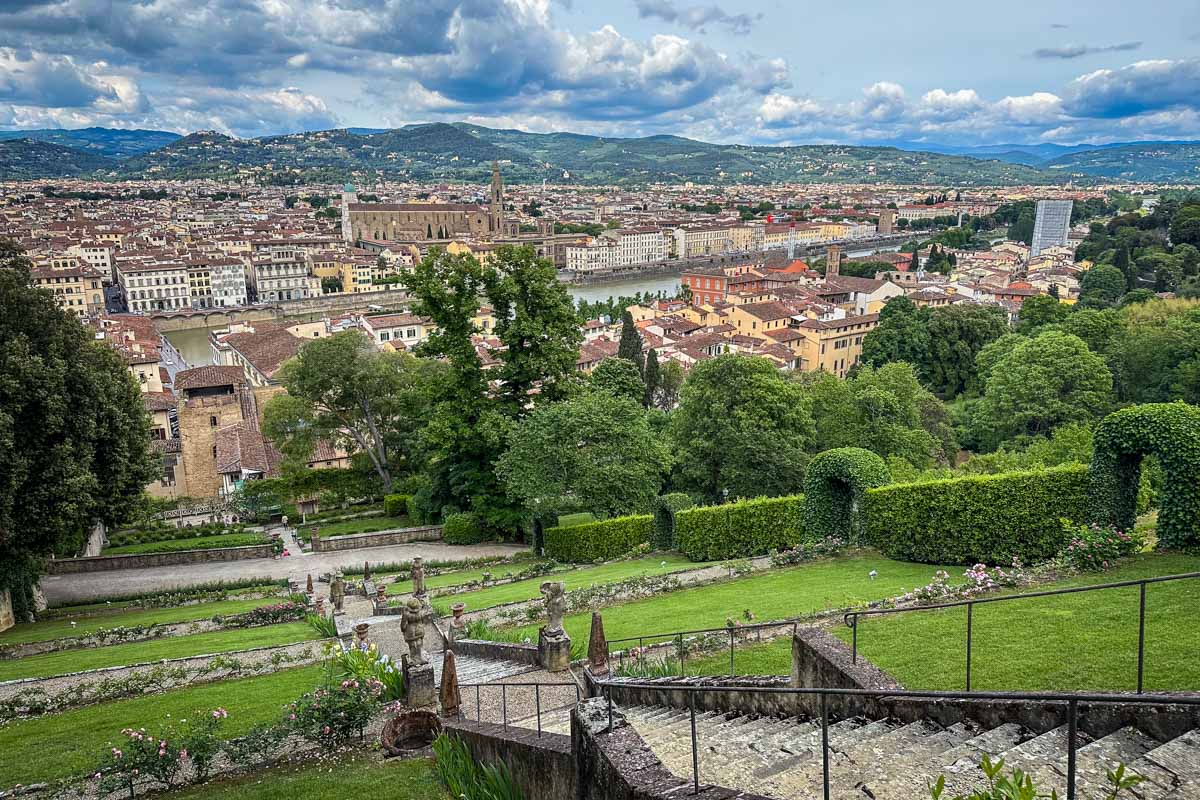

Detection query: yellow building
xmin=31 ymin=260 xmax=105 ymax=318
xmin=794 ymin=313 xmax=879 ymax=377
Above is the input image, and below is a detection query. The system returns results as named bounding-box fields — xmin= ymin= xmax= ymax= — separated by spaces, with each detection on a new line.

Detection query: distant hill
xmin=11 ymin=123 xmax=1197 ymax=184
xmin=0 ymin=139 xmax=118 ymax=179
xmin=1043 ymin=143 xmax=1200 ymax=182
xmin=0 ymin=127 xmax=180 ymax=159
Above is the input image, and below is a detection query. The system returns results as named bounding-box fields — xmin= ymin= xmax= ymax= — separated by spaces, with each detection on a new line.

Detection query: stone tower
xmin=826 ymin=245 xmax=842 ymax=277
xmin=877 ymin=208 xmax=896 ymax=236
xmin=489 ymin=162 xmax=504 ymax=234
xmin=341 ymin=182 xmax=357 ymax=244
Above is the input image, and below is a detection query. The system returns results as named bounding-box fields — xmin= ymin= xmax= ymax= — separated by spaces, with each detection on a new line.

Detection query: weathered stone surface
xmin=404 ymin=660 xmax=436 ymax=708
xmin=439 ymin=649 xmax=461 ymax=717
xmin=588 ymin=611 xmax=609 ymax=676
xmin=538 ymin=627 xmax=572 ymax=673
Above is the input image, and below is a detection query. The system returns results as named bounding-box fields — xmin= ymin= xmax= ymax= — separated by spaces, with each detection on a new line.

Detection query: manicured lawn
xmin=0 ymin=596 xmax=290 ymax=645
xmin=161 ymin=754 xmax=446 ymax=800
xmin=312 ymin=516 xmax=411 ymax=538
xmin=103 ymin=533 xmax=268 ymax=555
xmin=385 ymin=562 xmax=552 ymax=596
xmin=434 ymin=554 xmax=708 ymax=613
xmin=0 ymin=623 xmax=321 ymax=682
xmin=836 ymin=552 xmax=1200 ymax=692
xmin=678 ymin=553 xmax=1200 ymax=692
xmin=0 ymin=666 xmax=324 ymax=786
xmin=513 ymin=553 xmax=952 ymax=646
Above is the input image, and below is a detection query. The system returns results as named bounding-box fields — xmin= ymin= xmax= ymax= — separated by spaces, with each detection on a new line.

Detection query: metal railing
xmin=843 ymin=571 xmax=1200 ymax=693
xmin=594 ymin=679 xmax=1200 ymax=800
xmin=459 ymin=680 xmax=582 ymax=737
xmin=606 ymin=620 xmax=798 ymax=677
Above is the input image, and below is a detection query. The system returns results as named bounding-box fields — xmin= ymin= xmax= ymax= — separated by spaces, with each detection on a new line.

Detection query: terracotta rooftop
xmin=175 ymin=365 xmax=245 ymax=391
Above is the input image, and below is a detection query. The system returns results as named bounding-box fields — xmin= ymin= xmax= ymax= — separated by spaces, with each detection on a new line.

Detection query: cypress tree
xmin=617 ymin=310 xmax=644 ymax=372
xmin=643 ymin=348 xmax=661 ymax=408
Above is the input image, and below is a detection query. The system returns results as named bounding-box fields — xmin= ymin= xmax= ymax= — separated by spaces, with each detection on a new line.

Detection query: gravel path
xmin=41 ymin=537 xmax=528 ymax=605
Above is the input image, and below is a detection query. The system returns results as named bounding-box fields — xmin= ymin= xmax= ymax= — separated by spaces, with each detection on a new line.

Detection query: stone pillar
xmin=404 ymin=655 xmax=436 ymax=708
xmin=539 ymin=627 xmax=572 ymax=672
xmin=305 ymin=573 xmax=314 ymax=595
xmin=439 ymin=649 xmax=461 ymax=717
xmin=587 ymin=611 xmax=609 ymax=677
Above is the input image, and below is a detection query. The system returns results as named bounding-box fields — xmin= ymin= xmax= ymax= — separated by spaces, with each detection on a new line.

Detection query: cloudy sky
xmin=0 ymin=0 xmax=1198 ymax=146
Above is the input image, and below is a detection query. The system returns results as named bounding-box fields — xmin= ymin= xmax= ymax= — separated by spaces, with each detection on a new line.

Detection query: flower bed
xmin=104 ymin=533 xmax=270 ymax=556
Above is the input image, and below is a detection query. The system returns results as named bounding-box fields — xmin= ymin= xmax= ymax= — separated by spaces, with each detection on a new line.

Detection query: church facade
xmin=342 ymin=162 xmax=518 ymax=244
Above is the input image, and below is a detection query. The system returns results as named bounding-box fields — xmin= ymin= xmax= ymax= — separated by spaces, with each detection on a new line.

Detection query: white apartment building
xmin=209 ymin=257 xmax=248 ymax=307
xmin=673 ymin=225 xmax=738 ymax=258
xmin=116 ymin=260 xmax=190 ymax=312
xmin=67 ymin=243 xmax=115 ymax=275
xmin=565 ymin=227 xmax=667 ymax=273
xmin=250 ymin=247 xmax=317 ymax=302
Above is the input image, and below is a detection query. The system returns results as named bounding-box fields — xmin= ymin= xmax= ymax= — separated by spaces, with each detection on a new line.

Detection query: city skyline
xmin=0 ymin=1 xmax=1198 ymax=147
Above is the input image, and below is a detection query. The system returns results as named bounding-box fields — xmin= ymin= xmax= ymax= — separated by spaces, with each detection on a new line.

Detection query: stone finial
xmin=363 ymin=561 xmax=371 ymax=582
xmin=587 ymin=611 xmax=609 ymax=676
xmin=439 ymin=649 xmax=461 ymax=717
xmin=354 ymin=622 xmax=370 ymax=650
xmin=448 ymin=603 xmax=467 ymax=645
xmin=305 ymin=573 xmax=314 ymax=594
xmin=315 ymin=597 xmax=325 ymax=615
xmin=376 ymin=583 xmax=387 ymax=603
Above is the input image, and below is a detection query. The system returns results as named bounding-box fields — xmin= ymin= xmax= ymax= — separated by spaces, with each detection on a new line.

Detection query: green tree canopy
xmin=617 ymin=309 xmax=645 ymax=371
xmin=922 ymin=304 xmax=1008 ymax=397
xmin=1079 ymin=264 xmax=1128 ymax=309
xmin=0 ymin=240 xmax=156 ymax=615
xmin=497 ymin=391 xmax=670 ymax=518
xmin=669 ymin=354 xmax=814 ymax=502
xmin=589 ymin=357 xmax=645 ymax=404
xmin=859 ymin=296 xmax=931 ymax=373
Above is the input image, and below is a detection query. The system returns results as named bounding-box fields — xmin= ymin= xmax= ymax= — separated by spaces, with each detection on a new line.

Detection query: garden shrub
xmin=803 ymin=448 xmax=890 ymax=543
xmin=1089 ymin=402 xmax=1200 ymax=550
xmin=1059 ymin=521 xmax=1144 ymax=572
xmin=442 ymin=512 xmax=490 ymax=545
xmin=864 ymin=464 xmax=1090 ymax=565
xmin=383 ymin=494 xmax=410 ymax=517
xmin=543 ymin=514 xmax=652 ymax=562
xmin=675 ymin=495 xmax=806 ymax=561
xmin=651 ymin=493 xmax=695 ymax=550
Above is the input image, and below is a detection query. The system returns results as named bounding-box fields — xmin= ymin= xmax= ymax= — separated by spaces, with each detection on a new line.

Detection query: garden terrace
xmin=308 ymin=515 xmax=412 ymax=538
xmin=103 ymin=532 xmax=271 ymax=555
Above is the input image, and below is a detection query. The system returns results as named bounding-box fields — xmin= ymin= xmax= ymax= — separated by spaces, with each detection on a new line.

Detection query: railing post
xmin=1137 ymin=582 xmax=1146 ymax=694
xmin=476 ymin=684 xmax=481 ymax=721
xmin=607 ymin=691 xmax=613 ymax=732
xmin=729 ymin=628 xmax=735 ymax=677
xmin=502 ymin=684 xmax=507 ymax=730
xmin=679 ymin=633 xmax=686 ymax=676
xmin=966 ymin=602 xmax=974 ymax=692
xmin=690 ymin=689 xmax=700 ymax=795
xmin=820 ymin=692 xmax=830 ymax=800
xmin=851 ymin=615 xmax=858 ymax=664
xmin=1067 ymin=699 xmax=1078 ymax=800
xmin=535 ymin=684 xmax=542 ymax=737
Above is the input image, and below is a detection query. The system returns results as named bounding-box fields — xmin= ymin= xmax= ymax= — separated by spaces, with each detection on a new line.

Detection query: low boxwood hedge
xmin=674 ymin=495 xmax=806 ymax=561
xmin=383 ymin=494 xmax=411 ymax=517
xmin=863 ymin=464 xmax=1090 ymax=565
xmin=543 ymin=514 xmax=652 ymax=562
xmin=442 ymin=512 xmax=491 ymax=545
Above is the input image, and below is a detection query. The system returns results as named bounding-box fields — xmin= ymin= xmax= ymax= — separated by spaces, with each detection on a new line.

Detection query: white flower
xmin=868 ymin=570 xmax=878 ymax=579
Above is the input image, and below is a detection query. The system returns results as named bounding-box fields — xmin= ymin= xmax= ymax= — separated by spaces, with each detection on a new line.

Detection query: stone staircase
xmin=614 ymin=705 xmax=1200 ymax=800
xmin=430 ymin=649 xmax=536 ymax=685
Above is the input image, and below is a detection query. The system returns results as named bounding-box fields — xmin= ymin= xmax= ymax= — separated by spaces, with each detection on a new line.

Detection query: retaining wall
xmin=46 ymin=543 xmax=276 ymax=574
xmin=444 ymin=718 xmax=575 ymax=800
xmin=310 ymin=525 xmax=442 ymax=552
xmin=450 ymin=638 xmax=541 ymax=667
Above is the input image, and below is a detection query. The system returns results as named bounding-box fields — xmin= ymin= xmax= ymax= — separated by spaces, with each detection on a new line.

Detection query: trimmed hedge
xmin=864 ymin=464 xmax=1090 ymax=565
xmin=384 ymin=494 xmax=411 ymax=517
xmin=675 ymin=495 xmax=806 ymax=562
xmin=803 ymin=448 xmax=890 ymax=543
xmin=442 ymin=512 xmax=491 ymax=545
xmin=543 ymin=514 xmax=652 ymax=563
xmin=651 ymin=493 xmax=695 ymax=550
xmin=1089 ymin=403 xmax=1200 ymax=550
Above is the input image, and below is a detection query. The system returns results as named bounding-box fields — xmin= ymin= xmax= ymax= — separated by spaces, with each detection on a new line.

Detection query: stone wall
xmin=46 ymin=543 xmax=276 ymax=574
xmin=443 ymin=717 xmax=575 ymax=800
xmin=0 ymin=589 xmax=13 ymax=633
xmin=449 ymin=638 xmax=541 ymax=667
xmin=310 ymin=525 xmax=442 ymax=552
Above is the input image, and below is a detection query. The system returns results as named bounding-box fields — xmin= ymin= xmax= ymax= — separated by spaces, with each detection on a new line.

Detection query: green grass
xmin=0 ymin=665 xmax=324 ymax=786
xmin=385 ymin=562 xmax=552 ymax=596
xmin=103 ymin=533 xmax=268 ymax=555
xmin=436 ymin=554 xmax=707 ymax=612
xmin=0 ymin=597 xmax=290 ymax=645
xmin=513 ymin=553 xmax=951 ymax=646
xmin=0 ymin=623 xmax=321 ymax=682
xmin=311 ymin=516 xmax=411 ymax=538
xmin=834 ymin=552 xmax=1200 ymax=692
xmin=678 ymin=553 xmax=1200 ymax=692
xmin=160 ymin=754 xmax=446 ymax=800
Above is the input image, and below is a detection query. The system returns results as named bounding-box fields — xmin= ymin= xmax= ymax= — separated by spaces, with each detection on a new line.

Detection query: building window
xmin=210 ymin=415 xmax=218 ymax=427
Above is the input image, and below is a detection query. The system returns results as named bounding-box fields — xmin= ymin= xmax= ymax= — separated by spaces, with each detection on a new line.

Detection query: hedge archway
xmin=803 ymin=448 xmax=891 ymax=542
xmin=651 ymin=493 xmax=695 ymax=550
xmin=1089 ymin=403 xmax=1200 ymax=549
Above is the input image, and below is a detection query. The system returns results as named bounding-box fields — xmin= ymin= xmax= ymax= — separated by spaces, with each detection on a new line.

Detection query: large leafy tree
xmin=263 ymin=333 xmax=447 ymax=492
xmin=404 ymin=246 xmax=582 ymax=532
xmin=589 ymin=357 xmax=645 ymax=404
xmin=1016 ymin=295 xmax=1069 ymax=333
xmin=497 ymin=391 xmax=670 ymax=518
xmin=669 ymin=354 xmax=814 ymax=502
xmin=922 ymin=304 xmax=1008 ymax=398
xmin=978 ymin=331 xmax=1113 ymax=441
xmin=1078 ymin=264 xmax=1128 ymax=309
xmin=859 ymin=296 xmax=930 ymax=373
xmin=0 ymin=240 xmax=156 ymax=616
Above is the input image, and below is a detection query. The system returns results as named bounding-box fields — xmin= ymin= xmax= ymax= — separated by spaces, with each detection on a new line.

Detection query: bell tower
xmin=489 ymin=161 xmax=504 ymax=234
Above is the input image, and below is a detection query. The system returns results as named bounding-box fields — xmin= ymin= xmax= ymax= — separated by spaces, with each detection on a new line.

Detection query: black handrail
xmin=459 ymin=680 xmax=582 ymax=737
xmin=594 ymin=678 xmax=1200 ymax=800
xmin=606 ymin=620 xmax=798 ymax=678
xmin=843 ymin=570 xmax=1200 ymax=693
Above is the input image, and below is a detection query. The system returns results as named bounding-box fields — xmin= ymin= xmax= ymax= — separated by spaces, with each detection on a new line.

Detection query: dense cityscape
xmin=2 ymin=1 xmax=1200 ymax=799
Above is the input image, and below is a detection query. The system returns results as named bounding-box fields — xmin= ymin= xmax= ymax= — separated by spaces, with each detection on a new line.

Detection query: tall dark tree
xmin=643 ymin=348 xmax=661 ymax=408
xmin=923 ymin=304 xmax=1008 ymax=398
xmin=0 ymin=240 xmax=156 ymax=619
xmin=1113 ymin=246 xmax=1136 ymax=292
xmin=617 ymin=310 xmax=644 ymax=372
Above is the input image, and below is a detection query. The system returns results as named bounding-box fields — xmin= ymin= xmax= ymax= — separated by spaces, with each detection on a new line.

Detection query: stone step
xmin=1127 ymin=729 xmax=1200 ymax=800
